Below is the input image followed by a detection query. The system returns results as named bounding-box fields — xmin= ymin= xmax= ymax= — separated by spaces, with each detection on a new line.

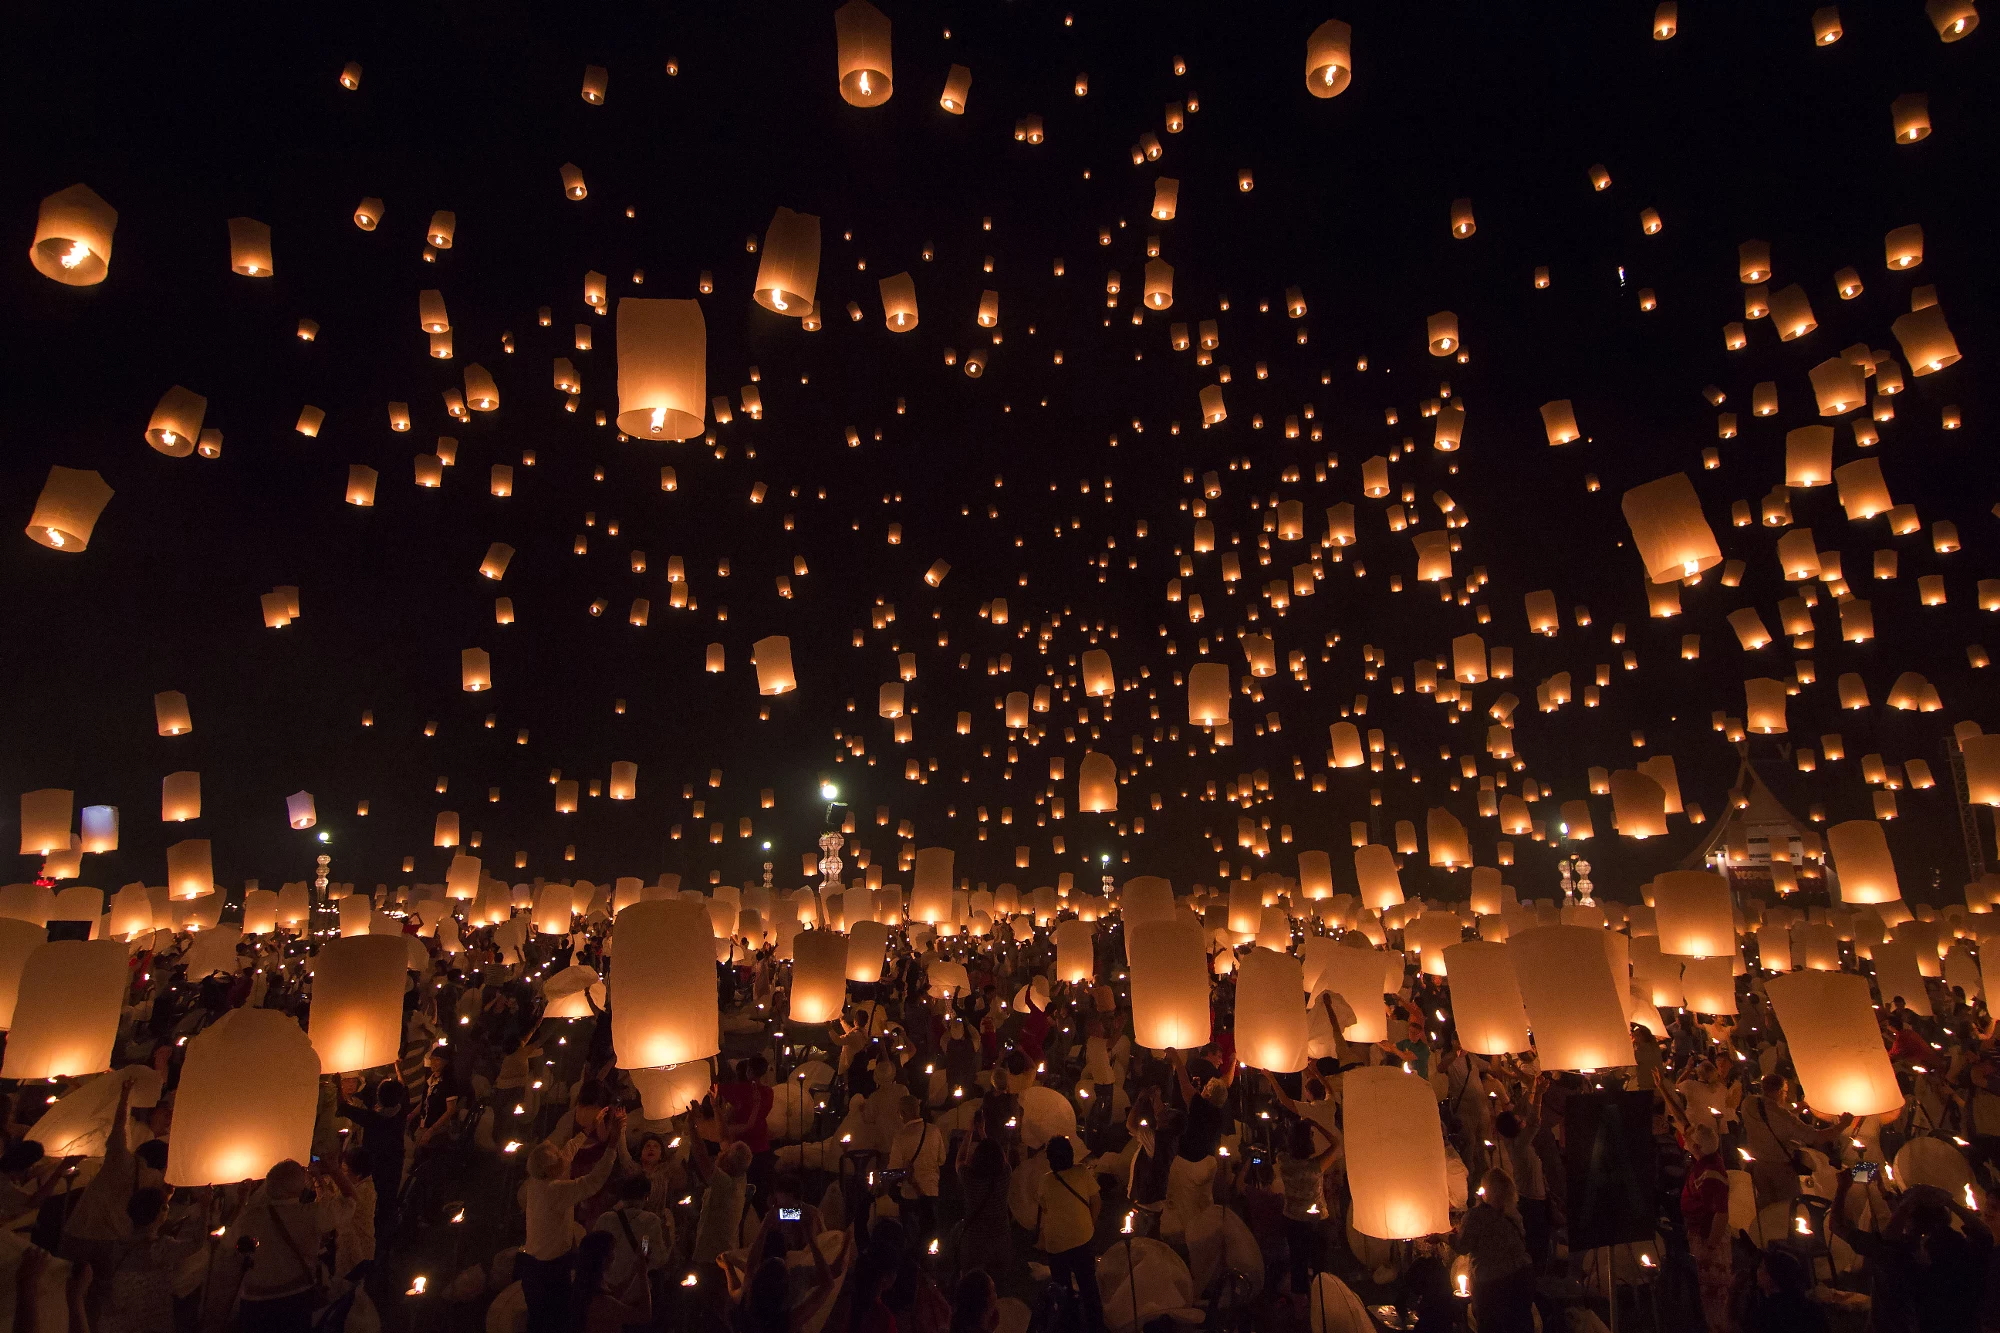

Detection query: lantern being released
xmin=1236 ymin=948 xmax=1307 ymax=1072
xmin=1127 ymin=917 xmax=1210 ymax=1050
xmin=308 ymin=935 xmax=409 ymax=1074
xmin=0 ymin=940 xmax=133 ymax=1079
xmin=790 ymin=930 xmax=848 ymax=1023
xmin=1345 ymin=1067 xmax=1451 ymax=1239
xmin=167 ymin=1007 xmax=320 ymax=1186
xmin=1766 ymin=971 xmax=1902 ymax=1116
xmin=1510 ymin=925 xmax=1634 ymax=1071
xmin=612 ymin=900 xmax=720 ymax=1068
xmin=1442 ymin=941 xmax=1530 ymax=1055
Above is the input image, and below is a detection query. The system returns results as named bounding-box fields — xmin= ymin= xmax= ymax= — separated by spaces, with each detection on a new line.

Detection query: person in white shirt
xmin=520 ymin=1109 xmax=629 ymax=1333
xmin=591 ymin=1174 xmax=670 ymax=1294
xmin=887 ymin=1097 xmax=947 ymax=1239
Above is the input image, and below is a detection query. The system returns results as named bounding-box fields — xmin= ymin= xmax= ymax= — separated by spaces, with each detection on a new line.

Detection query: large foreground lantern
xmin=1128 ymin=917 xmax=1209 ymax=1050
xmin=167 ymin=1008 xmax=320 ymax=1186
xmin=0 ymin=939 xmax=130 ymax=1078
xmin=615 ymin=298 xmax=705 ymax=440
xmin=1766 ymin=971 xmax=1902 ymax=1116
xmin=308 ymin=935 xmax=408 ymax=1074
xmin=1237 ymin=948 xmax=1307 ymax=1072
xmin=1442 ymin=941 xmax=1529 ymax=1055
xmin=1055 ymin=918 xmax=1095 ymax=984
xmin=613 ymin=900 xmax=720 ymax=1068
xmin=1510 ymin=925 xmax=1634 ymax=1071
xmin=1345 ymin=1067 xmax=1450 ymax=1239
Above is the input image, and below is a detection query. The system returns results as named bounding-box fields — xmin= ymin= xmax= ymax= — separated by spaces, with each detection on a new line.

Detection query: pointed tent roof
xmin=1679 ymin=744 xmax=1813 ymax=871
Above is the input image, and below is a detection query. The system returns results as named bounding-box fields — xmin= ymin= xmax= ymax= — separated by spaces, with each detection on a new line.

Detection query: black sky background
xmin=3 ymin=1 xmax=1994 ymax=909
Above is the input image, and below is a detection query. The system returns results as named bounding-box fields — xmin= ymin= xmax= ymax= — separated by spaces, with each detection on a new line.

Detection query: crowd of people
xmin=3 ymin=890 xmax=1998 ymax=1333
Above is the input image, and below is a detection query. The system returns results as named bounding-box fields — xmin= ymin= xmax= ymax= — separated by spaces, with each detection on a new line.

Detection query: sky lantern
xmin=1346 ymin=1067 xmax=1450 ymax=1239
xmin=167 ymin=1007 xmax=319 ymax=1186
xmin=1128 ymin=917 xmax=1209 ymax=1049
xmin=1236 ymin=947 xmax=1307 ymax=1072
xmin=1827 ymin=819 xmax=1899 ymax=903
xmin=1767 ymin=972 xmax=1902 ymax=1115
xmin=307 ymin=936 xmax=408 ymax=1073
xmin=834 ymin=1 xmax=893 ymax=106
xmin=613 ymin=899 xmax=719 ymax=1066
xmin=755 ymin=207 xmax=821 ymax=315
xmin=1621 ymin=473 xmax=1721 ymax=581
xmin=1305 ymin=20 xmax=1353 ymax=97
xmin=1511 ymin=925 xmax=1635 ymax=1070
xmin=30 ymin=184 xmax=116 ymax=285
xmin=615 ymin=298 xmax=705 ymax=440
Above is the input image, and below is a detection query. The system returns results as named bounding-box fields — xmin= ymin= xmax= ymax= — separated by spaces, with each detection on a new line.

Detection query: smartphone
xmin=779 ymin=1206 xmax=803 ymax=1222
xmin=1851 ymin=1161 xmax=1881 ymax=1183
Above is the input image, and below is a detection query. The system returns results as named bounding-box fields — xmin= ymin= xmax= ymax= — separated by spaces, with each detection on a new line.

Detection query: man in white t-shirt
xmin=887 ymin=1097 xmax=947 ymax=1240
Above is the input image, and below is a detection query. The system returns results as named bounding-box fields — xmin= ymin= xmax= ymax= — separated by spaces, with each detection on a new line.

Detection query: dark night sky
xmin=3 ymin=1 xmax=1994 ymax=910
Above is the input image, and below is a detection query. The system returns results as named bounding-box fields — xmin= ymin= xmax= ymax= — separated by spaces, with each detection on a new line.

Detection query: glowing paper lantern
xmin=1354 ymin=845 xmax=1403 ymax=910
xmin=1187 ymin=662 xmax=1230 ymax=726
xmin=1442 ymin=941 xmax=1529 ymax=1055
xmin=755 ymin=207 xmax=821 ymax=315
xmin=1766 ymin=971 xmax=1900 ymax=1115
xmin=227 ymin=217 xmax=273 ymax=276
xmin=790 ymin=930 xmax=848 ymax=1024
xmin=1345 ymin=1067 xmax=1450 ymax=1239
xmin=166 ymin=838 xmax=213 ymax=899
xmin=307 ymin=935 xmax=406 ymax=1073
xmin=26 ymin=465 xmax=115 ymax=552
xmin=612 ymin=900 xmax=720 ymax=1066
xmin=834 ymin=0 xmax=893 ymax=106
xmin=1088 ymin=748 xmax=1120 ymax=808
xmin=615 ymin=298 xmax=705 ymax=440
xmin=910 ymin=847 xmax=954 ymax=923
xmin=1891 ymin=306 xmax=1960 ymax=375
xmin=1128 ymin=918 xmax=1210 ymax=1050
xmin=1055 ymin=918 xmax=1094 ymax=984
xmin=1828 ymin=820 xmax=1899 ymax=903
xmin=30 ymin=183 xmax=117 ymax=285
xmin=846 ymin=919 xmax=890 ymax=982
xmin=1305 ymin=20 xmax=1353 ymax=97
xmin=1307 ymin=943 xmax=1390 ymax=1043
xmin=166 ymin=1007 xmax=319 ymax=1185
xmin=1298 ymin=850 xmax=1334 ymax=899
xmin=0 ymin=939 xmax=128 ymax=1076
xmin=1236 ymin=948 xmax=1307 ymax=1072
xmin=879 ymin=272 xmax=918 ymax=330
xmin=1610 ymin=770 xmax=1668 ymax=839
xmin=753 ymin=636 xmax=797 ymax=694
xmin=1621 ymin=473 xmax=1721 ymax=581
xmin=1510 ymin=925 xmax=1634 ymax=1071
xmin=17 ymin=788 xmax=71 ymax=855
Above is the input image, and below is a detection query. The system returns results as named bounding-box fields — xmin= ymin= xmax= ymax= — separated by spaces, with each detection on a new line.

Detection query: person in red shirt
xmin=718 ymin=1055 xmax=777 ymax=1198
xmin=1886 ymin=1013 xmax=1927 ymax=1066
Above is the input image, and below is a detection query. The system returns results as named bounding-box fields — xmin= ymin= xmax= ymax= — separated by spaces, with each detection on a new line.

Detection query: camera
xmin=779 ymin=1207 xmax=803 ymax=1222
xmin=1850 ymin=1161 xmax=1880 ymax=1183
